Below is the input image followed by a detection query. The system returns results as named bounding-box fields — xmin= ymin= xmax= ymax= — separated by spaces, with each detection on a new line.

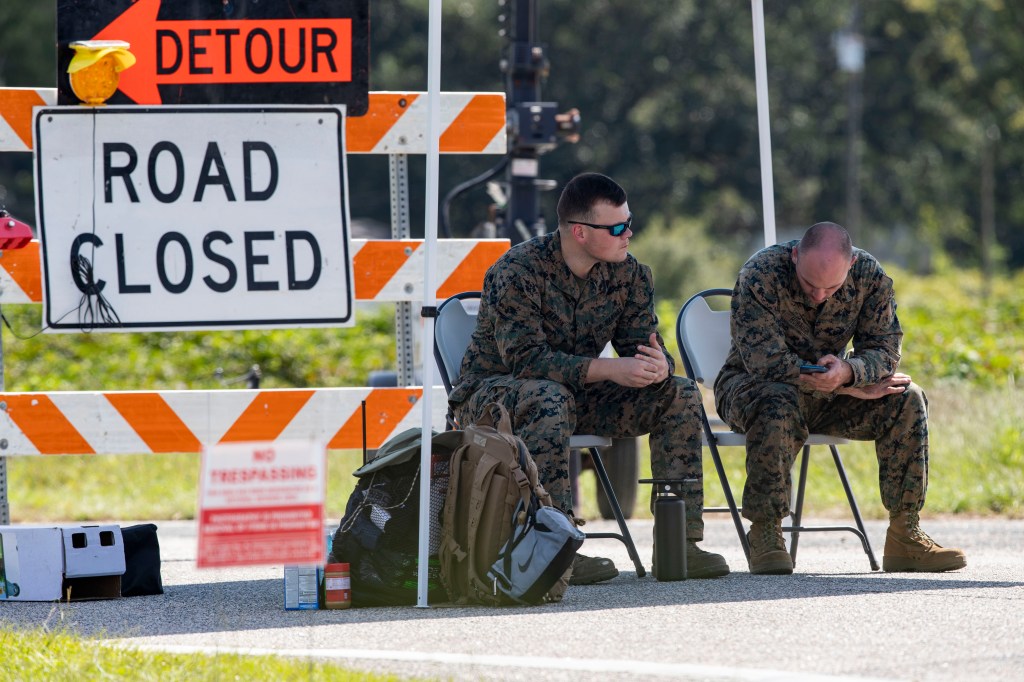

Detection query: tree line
xmin=2 ymin=0 xmax=1021 ymax=271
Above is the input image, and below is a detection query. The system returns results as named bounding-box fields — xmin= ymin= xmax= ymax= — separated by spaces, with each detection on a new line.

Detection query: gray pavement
xmin=1 ymin=516 xmax=1022 ymax=681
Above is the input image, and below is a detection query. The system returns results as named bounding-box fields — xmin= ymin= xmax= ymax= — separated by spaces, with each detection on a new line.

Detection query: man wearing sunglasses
xmin=449 ymin=172 xmax=729 ymax=585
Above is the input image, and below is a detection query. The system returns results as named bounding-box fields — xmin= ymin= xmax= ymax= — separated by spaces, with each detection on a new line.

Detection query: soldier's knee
xmin=515 ymin=380 xmax=575 ymax=421
xmin=900 ymin=382 xmax=928 ymax=415
xmin=754 ymin=382 xmax=801 ymax=420
xmin=668 ymin=376 xmax=701 ymax=408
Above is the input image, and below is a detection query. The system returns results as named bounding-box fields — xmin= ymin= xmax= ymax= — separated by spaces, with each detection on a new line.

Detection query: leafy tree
xmin=3 ymin=0 xmax=1024 ymax=270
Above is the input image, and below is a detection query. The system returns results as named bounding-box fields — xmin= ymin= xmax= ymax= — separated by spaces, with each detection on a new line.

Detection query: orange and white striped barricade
xmin=0 ymin=87 xmax=57 ymax=153
xmin=0 ymin=240 xmax=42 ymax=304
xmin=0 ymin=386 xmax=450 ymax=456
xmin=1 ymin=89 xmax=505 ymax=154
xmin=0 ymin=87 xmax=507 ymax=531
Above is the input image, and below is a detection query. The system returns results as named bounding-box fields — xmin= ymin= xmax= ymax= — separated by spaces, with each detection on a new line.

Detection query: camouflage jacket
xmin=449 ymin=230 xmax=671 ymax=404
xmin=715 ymin=240 xmax=902 ymax=393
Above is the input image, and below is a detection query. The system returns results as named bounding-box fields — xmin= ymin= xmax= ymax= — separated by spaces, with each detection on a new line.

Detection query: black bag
xmin=120 ymin=523 xmax=164 ymax=597
xmin=329 ymin=429 xmax=461 ymax=607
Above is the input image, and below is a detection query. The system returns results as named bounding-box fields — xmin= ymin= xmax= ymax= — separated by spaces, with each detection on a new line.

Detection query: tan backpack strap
xmin=508 ymin=441 xmax=536 ymax=517
xmin=464 ymin=453 xmax=507 ymax=604
xmin=439 ymin=443 xmax=471 ymax=593
xmin=533 ymin=484 xmax=553 ymax=508
xmin=477 ymin=402 xmax=514 ymax=435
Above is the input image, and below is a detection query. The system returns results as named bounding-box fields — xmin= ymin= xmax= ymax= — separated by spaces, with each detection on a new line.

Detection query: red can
xmin=323 ymin=563 xmax=351 ymax=609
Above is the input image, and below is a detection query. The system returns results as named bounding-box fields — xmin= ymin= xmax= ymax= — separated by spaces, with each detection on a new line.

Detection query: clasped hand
xmin=838 ymin=373 xmax=912 ymax=400
xmin=617 ymin=332 xmax=669 ymax=388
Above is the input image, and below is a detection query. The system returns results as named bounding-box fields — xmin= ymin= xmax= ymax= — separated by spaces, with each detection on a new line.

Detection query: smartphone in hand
xmin=800 ymin=364 xmax=827 ymax=374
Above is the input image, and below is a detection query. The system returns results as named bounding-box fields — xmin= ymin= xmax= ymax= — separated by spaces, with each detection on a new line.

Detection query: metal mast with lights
xmin=498 ymin=0 xmax=578 ymax=244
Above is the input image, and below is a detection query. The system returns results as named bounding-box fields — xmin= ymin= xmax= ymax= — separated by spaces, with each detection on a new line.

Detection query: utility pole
xmin=980 ymin=123 xmax=998 ymax=296
xmin=836 ymin=3 xmax=865 ymax=239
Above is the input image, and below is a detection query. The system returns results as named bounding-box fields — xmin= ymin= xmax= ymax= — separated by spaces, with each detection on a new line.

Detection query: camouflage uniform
xmin=449 ymin=231 xmax=707 ymax=539
xmin=714 ymin=241 xmax=928 ymax=523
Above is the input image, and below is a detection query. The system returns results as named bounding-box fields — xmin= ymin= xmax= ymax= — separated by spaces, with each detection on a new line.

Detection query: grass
xmin=6 ymin=449 xmax=363 ymax=523
xmin=0 ymin=627 xmax=401 ymax=682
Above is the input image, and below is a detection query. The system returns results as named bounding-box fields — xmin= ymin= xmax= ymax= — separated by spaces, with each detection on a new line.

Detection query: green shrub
xmin=1 ymin=304 xmax=397 ymax=391
xmin=890 ymin=267 xmax=1024 ymax=387
xmin=630 ymin=216 xmax=744 ymax=307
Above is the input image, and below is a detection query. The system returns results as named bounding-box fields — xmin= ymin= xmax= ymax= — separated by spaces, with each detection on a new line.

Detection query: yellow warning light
xmin=68 ymin=40 xmax=137 ymax=106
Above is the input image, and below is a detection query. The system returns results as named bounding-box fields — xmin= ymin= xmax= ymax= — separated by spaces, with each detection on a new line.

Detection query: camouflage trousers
xmin=452 ymin=375 xmax=707 ymax=540
xmin=715 ymin=376 xmax=929 ymax=522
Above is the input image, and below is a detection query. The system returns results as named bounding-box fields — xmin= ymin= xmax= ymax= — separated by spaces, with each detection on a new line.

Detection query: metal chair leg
xmin=706 ymin=440 xmax=749 ymax=559
xmin=780 ymin=444 xmax=880 ymax=572
xmin=830 ymin=444 xmax=880 ymax=571
xmin=790 ymin=444 xmax=811 ymax=565
xmin=699 ymin=406 xmax=749 ymax=559
xmin=586 ymin=446 xmax=647 ymax=578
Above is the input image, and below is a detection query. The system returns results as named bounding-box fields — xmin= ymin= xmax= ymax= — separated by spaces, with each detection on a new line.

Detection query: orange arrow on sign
xmin=93 ymin=0 xmax=353 ymax=105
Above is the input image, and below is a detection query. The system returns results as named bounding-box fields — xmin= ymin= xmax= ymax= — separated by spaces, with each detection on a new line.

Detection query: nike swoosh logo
xmin=516 ymin=549 xmax=535 ymax=573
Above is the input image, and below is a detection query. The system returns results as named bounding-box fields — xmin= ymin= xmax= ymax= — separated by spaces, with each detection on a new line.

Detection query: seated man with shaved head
xmin=715 ymin=222 xmax=965 ymax=575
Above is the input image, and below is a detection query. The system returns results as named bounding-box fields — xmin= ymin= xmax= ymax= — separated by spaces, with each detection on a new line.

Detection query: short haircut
xmin=556 ymin=173 xmax=627 ymax=227
xmin=800 ymin=222 xmax=853 ymax=259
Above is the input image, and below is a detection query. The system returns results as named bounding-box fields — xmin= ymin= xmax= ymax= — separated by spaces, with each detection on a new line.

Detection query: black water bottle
xmin=652 ymin=482 xmax=687 ymax=581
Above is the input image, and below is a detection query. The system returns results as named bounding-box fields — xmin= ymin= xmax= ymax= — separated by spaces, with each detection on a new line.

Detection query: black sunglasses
xmin=572 ymin=214 xmax=633 ymax=237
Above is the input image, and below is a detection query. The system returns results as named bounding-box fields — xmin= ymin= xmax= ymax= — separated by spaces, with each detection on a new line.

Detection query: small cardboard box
xmin=0 ymin=524 xmax=126 ymax=602
xmin=283 ymin=565 xmax=322 ymax=610
xmin=282 ymin=528 xmax=333 ymax=610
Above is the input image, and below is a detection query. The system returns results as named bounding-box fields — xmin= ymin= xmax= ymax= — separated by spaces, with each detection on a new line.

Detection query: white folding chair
xmin=676 ymin=288 xmax=878 ymax=570
xmin=434 ymin=292 xmax=647 ymax=577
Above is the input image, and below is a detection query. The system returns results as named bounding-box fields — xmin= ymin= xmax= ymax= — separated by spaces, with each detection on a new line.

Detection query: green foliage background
xmin=4 ymin=1 xmax=1024 ymax=269
xmin=0 ymin=305 xmax=397 ymax=391
xmin=0 ymin=3 xmax=1021 ymax=521
xmin=4 ymin=242 xmax=1022 ymax=521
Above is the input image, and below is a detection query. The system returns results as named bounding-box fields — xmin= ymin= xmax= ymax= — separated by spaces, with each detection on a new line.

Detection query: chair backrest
xmin=675 ymin=288 xmax=733 ymax=387
xmin=433 ymin=292 xmax=481 ymax=394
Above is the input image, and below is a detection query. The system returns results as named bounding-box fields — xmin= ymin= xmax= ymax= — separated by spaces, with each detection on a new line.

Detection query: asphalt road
xmin=2 ymin=516 xmax=1021 ymax=681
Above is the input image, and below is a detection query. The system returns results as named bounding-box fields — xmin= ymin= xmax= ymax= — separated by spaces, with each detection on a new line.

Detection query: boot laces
xmin=755 ymin=520 xmax=785 ymax=552
xmin=686 ymin=540 xmax=711 ymax=557
xmin=904 ymin=510 xmax=936 ymax=546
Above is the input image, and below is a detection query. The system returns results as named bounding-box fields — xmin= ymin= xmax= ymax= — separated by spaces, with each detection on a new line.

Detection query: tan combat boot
xmin=746 ymin=518 xmax=793 ymax=575
xmin=883 ymin=510 xmax=966 ymax=572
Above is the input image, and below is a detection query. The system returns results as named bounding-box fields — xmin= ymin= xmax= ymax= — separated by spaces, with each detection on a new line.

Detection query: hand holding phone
xmin=800 ymin=364 xmax=827 ymax=374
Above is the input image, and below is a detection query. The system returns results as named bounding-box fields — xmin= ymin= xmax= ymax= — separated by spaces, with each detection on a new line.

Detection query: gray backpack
xmin=439 ymin=403 xmax=584 ymax=605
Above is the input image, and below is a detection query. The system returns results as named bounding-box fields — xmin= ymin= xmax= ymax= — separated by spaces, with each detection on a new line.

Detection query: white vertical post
xmin=751 ymin=0 xmax=777 ymax=247
xmin=416 ymin=0 xmax=444 ymax=608
xmin=0 ymin=304 xmax=7 ymax=524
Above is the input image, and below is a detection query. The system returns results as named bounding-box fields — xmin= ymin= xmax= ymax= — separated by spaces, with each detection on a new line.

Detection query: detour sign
xmin=57 ymin=0 xmax=369 ymax=112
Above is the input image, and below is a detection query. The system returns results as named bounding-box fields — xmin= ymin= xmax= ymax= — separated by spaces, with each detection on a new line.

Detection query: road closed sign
xmin=34 ymin=105 xmax=354 ymax=332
